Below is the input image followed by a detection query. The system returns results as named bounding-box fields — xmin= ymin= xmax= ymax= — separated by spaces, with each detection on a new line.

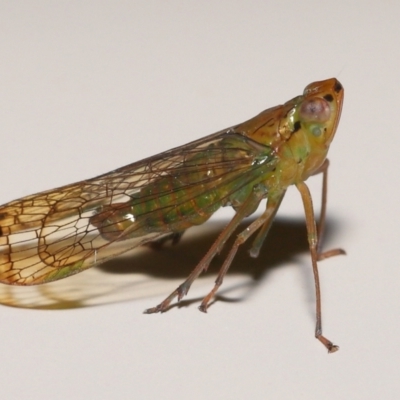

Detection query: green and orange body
xmin=90 ymin=79 xmax=342 ymax=243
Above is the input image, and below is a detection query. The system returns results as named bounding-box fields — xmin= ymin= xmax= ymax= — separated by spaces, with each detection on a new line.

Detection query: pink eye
xmin=299 ymin=98 xmax=331 ymax=122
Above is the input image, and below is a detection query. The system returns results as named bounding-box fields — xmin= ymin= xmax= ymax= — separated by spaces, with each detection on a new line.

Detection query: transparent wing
xmin=0 ymin=126 xmax=277 ymax=285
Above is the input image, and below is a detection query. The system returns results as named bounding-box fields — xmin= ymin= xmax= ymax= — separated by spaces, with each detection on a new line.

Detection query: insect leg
xmin=296 ymin=181 xmax=339 ymax=353
xmin=198 ymin=191 xmax=286 ymax=312
xmin=144 ymin=185 xmax=268 ymax=314
xmin=145 ymin=232 xmax=185 ymax=250
xmin=248 ymin=190 xmax=286 ymax=258
xmin=311 ymin=159 xmax=345 ymax=260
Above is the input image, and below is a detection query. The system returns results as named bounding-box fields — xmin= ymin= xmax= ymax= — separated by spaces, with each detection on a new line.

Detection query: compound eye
xmin=299 ymin=98 xmax=331 ymax=123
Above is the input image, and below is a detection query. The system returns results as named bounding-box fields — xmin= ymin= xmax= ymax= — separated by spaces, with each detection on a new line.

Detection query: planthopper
xmin=0 ymin=78 xmax=344 ymax=352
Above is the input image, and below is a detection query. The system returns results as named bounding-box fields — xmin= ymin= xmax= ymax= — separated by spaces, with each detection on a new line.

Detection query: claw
xmin=198 ymin=304 xmax=208 ymax=313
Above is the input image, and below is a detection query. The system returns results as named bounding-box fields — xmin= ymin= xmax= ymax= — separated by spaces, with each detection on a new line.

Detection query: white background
xmin=0 ymin=1 xmax=398 ymax=399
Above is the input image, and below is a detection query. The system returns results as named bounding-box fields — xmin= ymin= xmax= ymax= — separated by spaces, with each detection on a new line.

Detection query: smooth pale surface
xmin=0 ymin=2 xmax=397 ymax=399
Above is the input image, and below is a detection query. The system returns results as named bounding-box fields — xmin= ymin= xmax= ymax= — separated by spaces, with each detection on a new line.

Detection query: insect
xmin=0 ymin=78 xmax=344 ymax=352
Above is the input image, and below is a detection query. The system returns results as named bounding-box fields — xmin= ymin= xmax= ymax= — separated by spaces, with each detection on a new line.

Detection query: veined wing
xmin=0 ymin=126 xmax=277 ymax=285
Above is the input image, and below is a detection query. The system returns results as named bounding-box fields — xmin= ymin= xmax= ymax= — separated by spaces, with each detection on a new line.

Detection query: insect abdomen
xmin=91 ymin=137 xmax=260 ymax=241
